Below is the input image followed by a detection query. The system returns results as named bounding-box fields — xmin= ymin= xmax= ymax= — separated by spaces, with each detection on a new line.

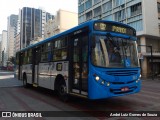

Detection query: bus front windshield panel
xmin=91 ymin=35 xmax=139 ymax=68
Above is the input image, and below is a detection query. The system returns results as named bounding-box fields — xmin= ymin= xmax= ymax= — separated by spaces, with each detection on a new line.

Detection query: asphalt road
xmin=0 ymin=70 xmax=160 ymax=120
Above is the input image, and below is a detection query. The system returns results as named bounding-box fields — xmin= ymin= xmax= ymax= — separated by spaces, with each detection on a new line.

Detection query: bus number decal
xmin=56 ymin=63 xmax=62 ymax=71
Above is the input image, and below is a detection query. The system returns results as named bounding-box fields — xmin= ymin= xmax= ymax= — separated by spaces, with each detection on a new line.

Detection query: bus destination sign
xmin=112 ymin=26 xmax=126 ymax=34
xmin=94 ymin=22 xmax=136 ymax=36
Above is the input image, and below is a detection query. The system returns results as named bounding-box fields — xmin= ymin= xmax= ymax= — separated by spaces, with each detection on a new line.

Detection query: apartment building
xmin=78 ymin=0 xmax=160 ymax=78
xmin=19 ymin=7 xmax=54 ymax=49
xmin=44 ymin=9 xmax=78 ymax=39
xmin=0 ymin=35 xmax=2 ymax=65
xmin=1 ymin=30 xmax=8 ymax=66
xmin=7 ymin=14 xmax=18 ymax=58
xmin=15 ymin=33 xmax=20 ymax=52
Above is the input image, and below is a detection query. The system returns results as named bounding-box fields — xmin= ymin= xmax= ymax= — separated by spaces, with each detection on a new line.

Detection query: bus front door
xmin=70 ymin=34 xmax=88 ymax=96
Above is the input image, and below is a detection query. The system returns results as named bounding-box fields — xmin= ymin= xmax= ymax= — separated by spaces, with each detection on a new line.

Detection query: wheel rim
xmin=59 ymin=85 xmax=66 ymax=96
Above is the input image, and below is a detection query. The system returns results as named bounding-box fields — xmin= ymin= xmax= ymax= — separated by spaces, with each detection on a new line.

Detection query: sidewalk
xmin=0 ymin=70 xmax=23 ymax=88
xmin=141 ymin=77 xmax=160 ymax=81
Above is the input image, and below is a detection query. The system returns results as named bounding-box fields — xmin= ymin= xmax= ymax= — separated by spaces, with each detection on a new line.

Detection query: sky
xmin=0 ymin=0 xmax=78 ymax=32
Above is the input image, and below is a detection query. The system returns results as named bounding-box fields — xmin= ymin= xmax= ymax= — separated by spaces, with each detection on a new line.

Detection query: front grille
xmin=111 ymin=80 xmax=135 ymax=85
xmin=127 ymin=80 xmax=135 ymax=84
xmin=111 ymin=82 xmax=125 ymax=84
xmin=106 ymin=70 xmax=138 ymax=76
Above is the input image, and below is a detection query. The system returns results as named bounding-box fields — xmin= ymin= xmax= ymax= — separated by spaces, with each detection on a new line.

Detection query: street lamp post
xmin=138 ymin=45 xmax=153 ymax=80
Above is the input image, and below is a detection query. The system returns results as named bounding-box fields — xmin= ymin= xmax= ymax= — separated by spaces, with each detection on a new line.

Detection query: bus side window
xmin=40 ymin=42 xmax=52 ymax=62
xmin=35 ymin=48 xmax=41 ymax=64
xmin=53 ymin=37 xmax=68 ymax=61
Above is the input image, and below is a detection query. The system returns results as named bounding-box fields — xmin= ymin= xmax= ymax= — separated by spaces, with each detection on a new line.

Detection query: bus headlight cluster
xmin=94 ymin=74 xmax=110 ymax=87
xmin=136 ymin=74 xmax=141 ymax=83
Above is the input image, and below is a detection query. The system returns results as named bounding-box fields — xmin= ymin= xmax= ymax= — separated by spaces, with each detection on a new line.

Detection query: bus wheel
xmin=58 ymin=82 xmax=68 ymax=101
xmin=23 ymin=74 xmax=28 ymax=88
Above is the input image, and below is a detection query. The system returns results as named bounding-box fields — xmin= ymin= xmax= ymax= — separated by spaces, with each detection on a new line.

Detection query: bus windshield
xmin=91 ymin=35 xmax=139 ymax=68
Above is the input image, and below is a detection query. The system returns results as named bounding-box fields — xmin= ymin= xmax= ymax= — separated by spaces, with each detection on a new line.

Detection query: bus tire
xmin=57 ymin=78 xmax=68 ymax=101
xmin=23 ymin=73 xmax=28 ymax=88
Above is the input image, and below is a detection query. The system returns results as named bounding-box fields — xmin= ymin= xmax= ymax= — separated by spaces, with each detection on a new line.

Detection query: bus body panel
xmin=88 ymin=65 xmax=141 ymax=99
xmin=38 ymin=63 xmax=51 ymax=89
xmin=38 ymin=61 xmax=69 ymax=90
xmin=34 ymin=65 xmax=38 ymax=84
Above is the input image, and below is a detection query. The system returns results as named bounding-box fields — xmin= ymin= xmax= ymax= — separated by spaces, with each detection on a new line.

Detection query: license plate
xmin=121 ymin=87 xmax=129 ymax=92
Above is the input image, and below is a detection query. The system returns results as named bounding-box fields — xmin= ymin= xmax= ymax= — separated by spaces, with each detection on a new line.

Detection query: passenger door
xmin=32 ymin=47 xmax=41 ymax=85
xmin=69 ymin=31 xmax=89 ymax=96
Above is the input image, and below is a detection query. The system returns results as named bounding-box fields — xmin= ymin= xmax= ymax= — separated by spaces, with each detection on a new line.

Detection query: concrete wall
xmin=142 ymin=0 xmax=159 ymax=36
xmin=59 ymin=9 xmax=78 ymax=32
xmin=44 ymin=9 xmax=78 ymax=39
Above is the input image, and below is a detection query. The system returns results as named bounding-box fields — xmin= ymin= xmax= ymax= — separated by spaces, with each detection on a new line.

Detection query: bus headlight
xmin=136 ymin=79 xmax=140 ymax=83
xmin=107 ymin=82 xmax=110 ymax=86
xmin=101 ymin=80 xmax=105 ymax=84
xmin=95 ymin=76 xmax=100 ymax=81
xmin=139 ymin=74 xmax=141 ymax=79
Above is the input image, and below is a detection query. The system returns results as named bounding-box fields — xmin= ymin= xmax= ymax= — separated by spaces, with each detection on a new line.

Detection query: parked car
xmin=7 ymin=66 xmax=14 ymax=71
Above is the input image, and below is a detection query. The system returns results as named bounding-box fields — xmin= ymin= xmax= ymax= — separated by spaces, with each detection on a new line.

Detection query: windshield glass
xmin=91 ymin=35 xmax=139 ymax=68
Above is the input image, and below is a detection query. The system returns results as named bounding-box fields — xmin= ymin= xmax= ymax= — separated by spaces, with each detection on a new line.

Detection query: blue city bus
xmin=15 ymin=20 xmax=141 ymax=100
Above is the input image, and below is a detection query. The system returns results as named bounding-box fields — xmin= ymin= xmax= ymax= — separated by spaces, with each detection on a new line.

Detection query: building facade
xmin=14 ymin=9 xmax=21 ymax=53
xmin=44 ymin=9 xmax=78 ymax=39
xmin=0 ymin=34 xmax=2 ymax=66
xmin=1 ymin=30 xmax=8 ymax=66
xmin=15 ymin=33 xmax=20 ymax=52
xmin=78 ymin=0 xmax=160 ymax=78
xmin=7 ymin=14 xmax=18 ymax=58
xmin=19 ymin=7 xmax=54 ymax=49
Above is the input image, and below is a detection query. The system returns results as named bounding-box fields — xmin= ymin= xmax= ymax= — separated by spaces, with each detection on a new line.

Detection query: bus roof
xmin=17 ymin=20 xmax=136 ymax=53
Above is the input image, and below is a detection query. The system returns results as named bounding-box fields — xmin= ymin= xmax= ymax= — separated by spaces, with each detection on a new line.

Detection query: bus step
xmin=33 ymin=83 xmax=38 ymax=87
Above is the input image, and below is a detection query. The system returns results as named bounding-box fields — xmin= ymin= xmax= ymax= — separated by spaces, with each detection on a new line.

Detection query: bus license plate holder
xmin=121 ymin=87 xmax=129 ymax=92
